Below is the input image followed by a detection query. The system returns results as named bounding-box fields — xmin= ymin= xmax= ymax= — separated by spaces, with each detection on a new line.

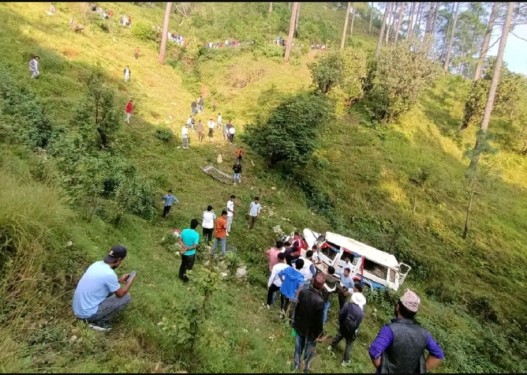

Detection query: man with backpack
xmin=329 ymin=286 xmax=366 ymax=366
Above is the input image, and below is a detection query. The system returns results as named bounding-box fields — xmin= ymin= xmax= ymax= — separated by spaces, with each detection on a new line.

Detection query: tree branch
xmin=510 ymin=31 xmax=527 ymax=43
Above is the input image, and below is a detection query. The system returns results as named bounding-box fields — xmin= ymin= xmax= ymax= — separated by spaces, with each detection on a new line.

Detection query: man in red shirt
xmin=125 ymin=99 xmax=134 ymax=124
xmin=211 ymin=209 xmax=228 ymax=257
xmin=265 ymin=240 xmax=284 ymax=272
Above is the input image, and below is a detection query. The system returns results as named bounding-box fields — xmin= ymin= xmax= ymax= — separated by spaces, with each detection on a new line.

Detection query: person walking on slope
xmin=123 ymin=65 xmax=131 ymax=82
xmin=226 ymin=195 xmax=235 ymax=232
xmin=266 ymin=252 xmax=289 ymax=309
xmin=72 ymin=245 xmax=136 ymax=332
xmin=197 ymin=95 xmax=204 ymax=113
xmin=178 ymin=219 xmax=200 ymax=283
xmin=29 ymin=55 xmax=40 ymax=79
xmin=329 ymin=288 xmax=366 ymax=367
xmin=125 ymin=99 xmax=134 ymax=124
xmin=201 ymin=205 xmax=216 ymax=246
xmin=368 ymin=289 xmax=445 ymax=373
xmin=211 ymin=209 xmax=228 ymax=257
xmin=228 ymin=124 xmax=236 ymax=143
xmin=248 ymin=196 xmax=261 ymax=229
xmin=278 ymin=258 xmax=305 ymax=320
xmin=265 ymin=240 xmax=284 ymax=272
xmin=235 ymin=146 xmax=244 ymax=162
xmin=207 ymin=118 xmax=215 ymax=140
xmin=232 ymin=160 xmax=242 ymax=185
xmin=161 ymin=189 xmax=179 ymax=218
xmin=292 ymin=273 xmax=326 ymax=372
xmin=182 ymin=124 xmax=189 ymax=149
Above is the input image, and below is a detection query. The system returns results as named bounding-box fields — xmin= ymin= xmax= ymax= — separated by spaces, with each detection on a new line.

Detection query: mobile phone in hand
xmin=126 ymin=271 xmax=137 ymax=282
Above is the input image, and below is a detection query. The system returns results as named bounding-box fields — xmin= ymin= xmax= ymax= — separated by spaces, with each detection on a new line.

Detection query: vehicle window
xmin=321 ymin=242 xmax=339 ymax=261
xmin=389 ymin=268 xmax=396 ymax=283
xmin=363 ymin=258 xmax=388 ymax=280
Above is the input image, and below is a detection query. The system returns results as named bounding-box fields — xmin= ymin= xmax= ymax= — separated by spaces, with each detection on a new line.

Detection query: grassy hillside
xmin=0 ymin=2 xmax=526 ymax=373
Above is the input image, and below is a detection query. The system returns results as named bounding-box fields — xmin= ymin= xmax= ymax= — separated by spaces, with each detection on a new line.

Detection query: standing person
xmin=265 ymin=240 xmax=284 ymax=272
xmin=134 ymin=47 xmax=141 ymax=59
xmin=232 ymin=160 xmax=242 ymax=185
xmin=181 ymin=124 xmax=189 ymax=149
xmin=29 ymin=55 xmax=40 ymax=79
xmin=321 ymin=266 xmax=339 ymax=324
xmin=235 ymin=146 xmax=244 ymax=162
xmin=368 ymin=289 xmax=445 ymax=373
xmin=123 ymin=65 xmax=131 ymax=82
xmin=278 ymin=259 xmax=305 ymax=319
xmin=266 ymin=252 xmax=289 ymax=309
xmin=191 ymin=100 xmax=198 ymax=116
xmin=201 ymin=205 xmax=216 ymax=246
xmin=226 ymin=194 xmax=235 ymax=232
xmin=161 ymin=189 xmax=179 ymax=218
xmin=186 ymin=115 xmax=194 ymax=131
xmin=228 ymin=124 xmax=236 ymax=143
xmin=72 ymin=245 xmax=135 ymax=331
xmin=197 ymin=95 xmax=204 ymax=113
xmin=177 ymin=219 xmax=200 ymax=283
xmin=299 ymin=250 xmax=317 ymax=287
xmin=217 ymin=112 xmax=222 ymax=129
xmin=196 ymin=119 xmax=204 ymax=142
xmin=125 ymin=99 xmax=134 ymax=125
xmin=222 ymin=119 xmax=230 ymax=141
xmin=248 ymin=196 xmax=261 ymax=229
xmin=292 ymin=273 xmax=326 ymax=372
xmin=338 ymin=267 xmax=355 ymax=310
xmin=284 ymin=244 xmax=301 ymax=266
xmin=329 ymin=290 xmax=366 ymax=367
xmin=211 ymin=209 xmax=228 ymax=257
xmin=207 ymin=118 xmax=215 ymax=140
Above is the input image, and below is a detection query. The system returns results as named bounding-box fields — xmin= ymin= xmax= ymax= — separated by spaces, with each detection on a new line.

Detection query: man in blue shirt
xmin=72 ymin=245 xmax=136 ymax=331
xmin=178 ymin=219 xmax=200 ymax=282
xmin=368 ymin=289 xmax=445 ymax=373
xmin=278 ymin=259 xmax=305 ymax=320
xmin=162 ymin=190 xmax=179 ymax=218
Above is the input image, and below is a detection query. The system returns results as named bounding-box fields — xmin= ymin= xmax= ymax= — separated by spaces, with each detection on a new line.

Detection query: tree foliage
xmin=241 ymin=92 xmax=334 ymax=169
xmin=361 ymin=41 xmax=442 ymax=123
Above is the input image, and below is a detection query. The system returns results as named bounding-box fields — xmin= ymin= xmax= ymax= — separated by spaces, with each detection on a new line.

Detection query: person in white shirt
xmin=248 ymin=196 xmax=261 ymax=229
xmin=298 ymin=250 xmax=317 ymax=287
xmin=29 ymin=56 xmax=40 ymax=79
xmin=182 ymin=124 xmax=189 ymax=149
xmin=186 ymin=115 xmax=194 ymax=131
xmin=226 ymin=194 xmax=235 ymax=232
xmin=228 ymin=125 xmax=236 ymax=144
xmin=123 ymin=65 xmax=131 ymax=82
xmin=201 ymin=205 xmax=216 ymax=245
xmin=266 ymin=253 xmax=289 ymax=309
xmin=207 ymin=118 xmax=215 ymax=140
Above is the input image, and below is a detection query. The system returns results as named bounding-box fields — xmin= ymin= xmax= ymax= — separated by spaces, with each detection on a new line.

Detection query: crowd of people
xmin=168 ymin=32 xmax=186 ymax=47
xmin=119 ymin=14 xmax=132 ymax=27
xmin=204 ymin=39 xmax=241 ymax=49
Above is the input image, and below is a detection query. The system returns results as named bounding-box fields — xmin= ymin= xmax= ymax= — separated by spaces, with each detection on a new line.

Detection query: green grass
xmin=0 ymin=2 xmax=526 ymax=373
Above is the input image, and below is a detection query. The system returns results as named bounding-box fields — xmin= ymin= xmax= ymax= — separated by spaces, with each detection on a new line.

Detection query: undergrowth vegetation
xmin=0 ymin=2 xmax=526 ymax=373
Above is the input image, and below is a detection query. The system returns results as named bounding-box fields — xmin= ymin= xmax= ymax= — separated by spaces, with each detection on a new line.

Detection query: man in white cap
xmin=329 ymin=283 xmax=366 ymax=367
xmin=368 ymin=289 xmax=445 ymax=373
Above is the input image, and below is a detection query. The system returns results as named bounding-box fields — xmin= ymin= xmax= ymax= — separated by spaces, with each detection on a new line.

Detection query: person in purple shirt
xmin=368 ymin=289 xmax=445 ymax=373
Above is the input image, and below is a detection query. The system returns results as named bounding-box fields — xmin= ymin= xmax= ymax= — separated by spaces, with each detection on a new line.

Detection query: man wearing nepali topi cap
xmin=368 ymin=289 xmax=445 ymax=373
xmin=72 ymin=245 xmax=136 ymax=331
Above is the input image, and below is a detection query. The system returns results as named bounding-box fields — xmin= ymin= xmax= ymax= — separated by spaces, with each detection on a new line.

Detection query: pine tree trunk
xmin=474 ymin=2 xmax=501 ymax=81
xmin=415 ymin=2 xmax=423 ymax=39
xmin=294 ymin=2 xmax=300 ymax=33
xmin=385 ymin=2 xmax=394 ymax=44
xmin=350 ymin=3 xmax=356 ymax=37
xmin=369 ymin=2 xmax=374 ymax=33
xmin=269 ymin=2 xmax=272 ymax=13
xmin=462 ymin=175 xmax=477 ymax=239
xmin=394 ymin=2 xmax=404 ymax=43
xmin=341 ymin=2 xmax=351 ymax=49
xmin=284 ymin=2 xmax=299 ymax=62
xmin=468 ymin=2 xmax=514 ymax=171
xmin=375 ymin=2 xmax=391 ymax=57
xmin=407 ymin=2 xmax=417 ymax=39
xmin=443 ymin=2 xmax=459 ymax=72
xmin=159 ymin=2 xmax=172 ymax=64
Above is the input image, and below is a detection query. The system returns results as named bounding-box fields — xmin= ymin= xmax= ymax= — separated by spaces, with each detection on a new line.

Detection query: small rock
xmin=69 ymin=335 xmax=77 ymax=344
xmin=220 ymin=272 xmax=228 ymax=278
xmin=271 ymin=186 xmax=276 ymax=190
xmin=66 ymin=241 xmax=73 ymax=247
xmin=236 ymin=266 xmax=247 ymax=278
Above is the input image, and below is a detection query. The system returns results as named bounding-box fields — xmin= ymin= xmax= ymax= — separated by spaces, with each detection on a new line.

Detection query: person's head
xmin=294 ymin=231 xmax=300 ymax=236
xmin=396 ymin=289 xmax=420 ymax=320
xmin=312 ymin=272 xmax=326 ymax=290
xmin=103 ymin=244 xmax=127 ymax=269
xmin=129 ymin=98 xmax=133 ymax=102
xmin=328 ymin=266 xmax=335 ymax=275
xmin=311 ymin=244 xmax=318 ymax=251
xmin=218 ymin=112 xmax=221 ymax=115
xmin=292 ymin=245 xmax=300 ymax=254
xmin=230 ymin=194 xmax=235 ymax=200
xmin=207 ymin=205 xmax=213 ymax=211
xmin=190 ymin=218 xmax=199 ymax=229
xmin=277 ymin=252 xmax=286 ymax=263
xmin=284 ymin=241 xmax=291 ymax=247
xmin=294 ymin=258 xmax=304 ymax=270
xmin=221 ymin=209 xmax=228 ymax=217
xmin=254 ymin=197 xmax=259 ymax=202
xmin=353 ymin=283 xmax=363 ymax=293
xmin=168 ymin=189 xmax=173 ymax=194
xmin=33 ymin=55 xmax=40 ymax=60
xmin=275 ymin=240 xmax=284 ymax=249
xmin=306 ymin=250 xmax=313 ymax=259
xmin=343 ymin=267 xmax=351 ymax=277
xmin=351 ymin=291 xmax=367 ymax=311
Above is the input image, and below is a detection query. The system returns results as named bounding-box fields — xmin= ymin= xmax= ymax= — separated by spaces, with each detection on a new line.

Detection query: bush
xmin=154 ymin=128 xmax=175 ymax=142
xmin=131 ymin=22 xmax=159 ymax=43
xmin=241 ymin=92 xmax=334 ymax=170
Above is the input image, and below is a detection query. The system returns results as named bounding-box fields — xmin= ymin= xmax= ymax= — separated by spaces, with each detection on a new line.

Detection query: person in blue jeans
xmin=162 ymin=189 xmax=179 ymax=218
xmin=292 ymin=274 xmax=326 ymax=372
xmin=72 ymin=245 xmax=136 ymax=331
xmin=211 ymin=209 xmax=228 ymax=256
xmin=178 ymin=219 xmax=200 ymax=282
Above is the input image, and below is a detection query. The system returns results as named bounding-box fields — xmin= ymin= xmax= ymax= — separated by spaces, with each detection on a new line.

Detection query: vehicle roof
xmin=325 ymin=231 xmax=399 ymax=269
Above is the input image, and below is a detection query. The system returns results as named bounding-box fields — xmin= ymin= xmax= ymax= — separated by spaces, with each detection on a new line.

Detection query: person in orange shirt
xmin=211 ymin=209 xmax=228 ymax=256
xmin=235 ymin=146 xmax=244 ymax=162
xmin=125 ymin=99 xmax=134 ymax=124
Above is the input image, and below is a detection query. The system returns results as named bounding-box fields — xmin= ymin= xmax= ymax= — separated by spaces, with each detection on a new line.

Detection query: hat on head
xmin=400 ymin=288 xmax=420 ymax=313
xmin=351 ymin=292 xmax=367 ymax=311
xmin=104 ymin=245 xmax=127 ymax=263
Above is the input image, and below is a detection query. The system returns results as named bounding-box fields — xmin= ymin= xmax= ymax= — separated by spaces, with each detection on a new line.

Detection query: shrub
xmin=154 ymin=128 xmax=175 ymax=142
xmin=131 ymin=22 xmax=159 ymax=43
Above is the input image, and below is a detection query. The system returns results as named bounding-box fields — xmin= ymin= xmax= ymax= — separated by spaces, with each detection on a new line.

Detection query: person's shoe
xmin=341 ymin=361 xmax=351 ymax=367
xmin=266 ymin=304 xmax=271 ymax=310
xmin=88 ymin=323 xmax=112 ymax=332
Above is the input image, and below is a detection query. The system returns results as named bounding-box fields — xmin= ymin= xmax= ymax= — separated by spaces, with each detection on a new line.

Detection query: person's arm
xmin=369 ymin=325 xmax=394 ymax=369
xmin=114 ymin=274 xmax=135 ymax=298
xmin=265 ymin=249 xmax=271 ymax=260
xmin=173 ymin=196 xmax=179 ymax=204
xmin=268 ymin=267 xmax=277 ymax=288
xmin=278 ymin=268 xmax=286 ymax=282
xmin=425 ymin=333 xmax=445 ymax=370
xmin=178 ymin=238 xmax=188 ymax=253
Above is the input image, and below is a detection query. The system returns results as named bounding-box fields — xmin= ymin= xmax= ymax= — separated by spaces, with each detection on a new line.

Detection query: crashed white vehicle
xmin=300 ymin=228 xmax=411 ymax=292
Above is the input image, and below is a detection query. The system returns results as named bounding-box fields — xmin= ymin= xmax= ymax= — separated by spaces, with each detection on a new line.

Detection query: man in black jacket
xmin=292 ymin=274 xmax=326 ymax=372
